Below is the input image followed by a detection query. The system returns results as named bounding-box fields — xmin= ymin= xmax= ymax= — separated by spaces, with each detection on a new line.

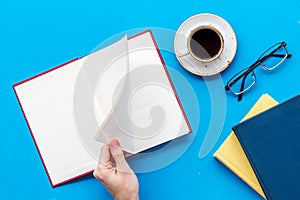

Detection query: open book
xmin=13 ymin=30 xmax=191 ymax=187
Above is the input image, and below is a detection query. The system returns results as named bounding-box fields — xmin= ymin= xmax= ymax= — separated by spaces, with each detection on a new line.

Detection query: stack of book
xmin=214 ymin=94 xmax=300 ymax=200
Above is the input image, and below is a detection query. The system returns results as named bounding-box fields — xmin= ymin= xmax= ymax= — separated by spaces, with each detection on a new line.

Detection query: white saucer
xmin=174 ymin=13 xmax=237 ymax=76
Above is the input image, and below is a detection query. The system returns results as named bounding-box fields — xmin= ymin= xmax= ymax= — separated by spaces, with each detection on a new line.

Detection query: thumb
xmin=109 ymin=139 xmax=132 ymax=172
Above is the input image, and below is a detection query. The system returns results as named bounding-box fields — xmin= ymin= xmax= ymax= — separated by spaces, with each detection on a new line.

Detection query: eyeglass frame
xmin=225 ymin=42 xmax=292 ymax=101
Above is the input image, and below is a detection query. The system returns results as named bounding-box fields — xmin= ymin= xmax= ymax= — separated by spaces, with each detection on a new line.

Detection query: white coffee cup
xmin=187 ymin=25 xmax=224 ymax=63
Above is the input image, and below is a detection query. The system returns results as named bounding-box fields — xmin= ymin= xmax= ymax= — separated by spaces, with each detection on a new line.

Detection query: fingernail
xmin=110 ymin=139 xmax=120 ymax=149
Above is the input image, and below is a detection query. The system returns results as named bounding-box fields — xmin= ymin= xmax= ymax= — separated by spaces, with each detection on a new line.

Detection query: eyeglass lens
xmin=228 ymin=69 xmax=256 ymax=95
xmin=259 ymin=43 xmax=288 ymax=71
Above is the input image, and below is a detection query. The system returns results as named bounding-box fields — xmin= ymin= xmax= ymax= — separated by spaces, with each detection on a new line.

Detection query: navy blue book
xmin=233 ymin=95 xmax=300 ymax=200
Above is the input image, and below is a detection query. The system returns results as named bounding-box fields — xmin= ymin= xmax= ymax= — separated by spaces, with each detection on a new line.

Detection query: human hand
xmin=93 ymin=139 xmax=139 ymax=200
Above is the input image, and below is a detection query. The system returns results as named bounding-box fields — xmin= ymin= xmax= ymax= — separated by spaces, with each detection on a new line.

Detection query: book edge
xmin=214 ymin=148 xmax=266 ymax=199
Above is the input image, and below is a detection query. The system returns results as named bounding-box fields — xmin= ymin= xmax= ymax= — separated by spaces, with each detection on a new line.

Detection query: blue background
xmin=1 ymin=0 xmax=300 ymax=199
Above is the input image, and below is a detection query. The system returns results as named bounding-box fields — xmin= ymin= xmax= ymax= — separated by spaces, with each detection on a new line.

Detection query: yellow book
xmin=214 ymin=94 xmax=278 ymax=199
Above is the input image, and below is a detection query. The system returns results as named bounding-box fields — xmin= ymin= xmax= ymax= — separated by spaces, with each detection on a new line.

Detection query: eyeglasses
xmin=225 ymin=42 xmax=292 ymax=101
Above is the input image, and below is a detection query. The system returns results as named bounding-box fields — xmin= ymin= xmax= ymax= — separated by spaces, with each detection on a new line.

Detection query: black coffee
xmin=189 ymin=28 xmax=222 ymax=60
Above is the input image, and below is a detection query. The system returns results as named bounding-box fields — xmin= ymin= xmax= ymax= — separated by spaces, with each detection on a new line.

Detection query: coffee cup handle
xmin=177 ymin=49 xmax=190 ymax=57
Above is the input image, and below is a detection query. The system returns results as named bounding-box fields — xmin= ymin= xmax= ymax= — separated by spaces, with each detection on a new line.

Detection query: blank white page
xmin=94 ymin=31 xmax=191 ymax=153
xmin=14 ymin=36 xmax=128 ymax=187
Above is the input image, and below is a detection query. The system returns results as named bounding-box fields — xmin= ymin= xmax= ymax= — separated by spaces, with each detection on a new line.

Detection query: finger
xmin=94 ymin=145 xmax=111 ymax=181
xmin=99 ymin=144 xmax=111 ymax=165
xmin=109 ymin=139 xmax=131 ymax=172
xmin=124 ymin=151 xmax=133 ymax=158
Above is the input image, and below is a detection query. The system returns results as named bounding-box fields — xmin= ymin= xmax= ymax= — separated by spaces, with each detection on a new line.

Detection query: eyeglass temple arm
xmin=271 ymin=54 xmax=292 ymax=58
xmin=260 ymin=54 xmax=292 ymax=61
xmin=259 ymin=48 xmax=292 ymax=62
xmin=237 ymin=72 xmax=250 ymax=101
